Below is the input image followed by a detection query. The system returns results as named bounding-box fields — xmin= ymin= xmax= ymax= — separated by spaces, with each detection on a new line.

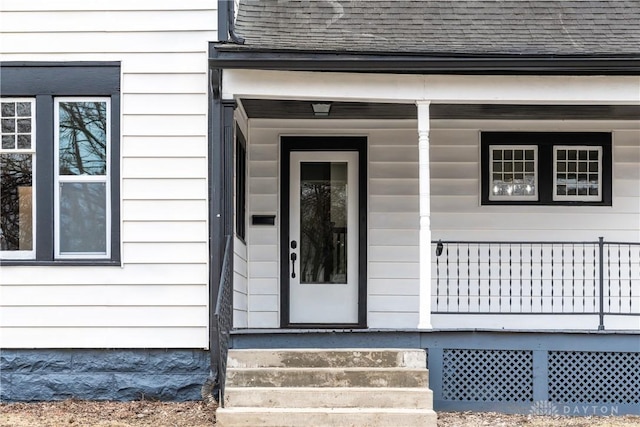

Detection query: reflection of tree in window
xmin=0 ymin=154 xmax=32 ymax=250
xmin=59 ymin=102 xmax=107 ymax=176
xmin=300 ymin=163 xmax=347 ymax=284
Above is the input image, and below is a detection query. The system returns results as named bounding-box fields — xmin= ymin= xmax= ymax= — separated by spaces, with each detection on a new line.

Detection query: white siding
xmin=245 ymin=121 xmax=421 ymax=328
xmin=0 ymin=1 xmax=216 ymax=348
xmin=430 ymin=120 xmax=640 ymax=242
xmin=243 ymin=119 xmax=639 ymax=330
xmin=428 ymin=120 xmax=640 ymax=330
xmin=368 ymin=129 xmax=420 ymax=328
xmin=234 ymin=238 xmax=249 ymax=329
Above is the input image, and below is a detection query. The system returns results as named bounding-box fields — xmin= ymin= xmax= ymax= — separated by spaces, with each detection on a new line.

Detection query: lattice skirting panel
xmin=548 ymin=351 xmax=640 ymax=405
xmin=428 ymin=336 xmax=640 ymax=415
xmin=442 ymin=349 xmax=533 ymax=403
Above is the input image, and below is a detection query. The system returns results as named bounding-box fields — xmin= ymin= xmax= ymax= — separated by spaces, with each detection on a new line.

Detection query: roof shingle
xmin=232 ymin=0 xmax=640 ymax=56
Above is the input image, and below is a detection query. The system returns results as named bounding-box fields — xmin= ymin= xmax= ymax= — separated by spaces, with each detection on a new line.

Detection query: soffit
xmin=240 ymin=99 xmax=640 ymax=120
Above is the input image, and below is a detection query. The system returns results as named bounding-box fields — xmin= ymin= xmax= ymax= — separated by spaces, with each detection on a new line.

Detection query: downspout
xmin=204 ymin=0 xmax=242 ymax=400
xmin=218 ymin=0 xmax=245 ymax=44
xmin=227 ymin=0 xmax=245 ymax=44
xmin=208 ymin=0 xmax=231 ymax=398
xmin=205 ymin=48 xmax=237 ymax=401
xmin=205 ymin=62 xmax=224 ymax=400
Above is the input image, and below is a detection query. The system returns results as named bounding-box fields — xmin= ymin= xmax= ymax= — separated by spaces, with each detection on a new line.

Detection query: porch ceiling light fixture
xmin=311 ymin=102 xmax=332 ymax=117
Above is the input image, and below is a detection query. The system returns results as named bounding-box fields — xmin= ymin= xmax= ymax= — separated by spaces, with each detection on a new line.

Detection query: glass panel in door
xmin=300 ymin=161 xmax=348 ymax=284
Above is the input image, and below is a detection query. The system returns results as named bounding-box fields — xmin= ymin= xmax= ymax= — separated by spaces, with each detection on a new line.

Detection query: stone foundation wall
xmin=0 ymin=349 xmax=210 ymax=402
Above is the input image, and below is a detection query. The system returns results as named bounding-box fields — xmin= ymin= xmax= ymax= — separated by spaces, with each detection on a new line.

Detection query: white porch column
xmin=417 ymin=101 xmax=433 ymax=329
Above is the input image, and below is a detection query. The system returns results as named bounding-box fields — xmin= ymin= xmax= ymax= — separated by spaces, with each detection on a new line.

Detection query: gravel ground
xmin=0 ymin=400 xmax=216 ymax=427
xmin=1 ymin=400 xmax=639 ymax=426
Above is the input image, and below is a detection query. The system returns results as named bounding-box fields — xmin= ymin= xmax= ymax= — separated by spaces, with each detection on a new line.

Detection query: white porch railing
xmin=431 ymin=238 xmax=640 ymax=330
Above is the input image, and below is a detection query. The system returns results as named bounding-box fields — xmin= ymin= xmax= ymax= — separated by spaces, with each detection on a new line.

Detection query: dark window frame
xmin=481 ymin=132 xmax=612 ymax=206
xmin=235 ymin=125 xmax=247 ymax=241
xmin=0 ymin=62 xmax=121 ymax=265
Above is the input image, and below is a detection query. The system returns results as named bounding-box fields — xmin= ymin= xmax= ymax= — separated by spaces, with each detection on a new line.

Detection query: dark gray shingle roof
xmin=233 ymin=0 xmax=640 ymax=56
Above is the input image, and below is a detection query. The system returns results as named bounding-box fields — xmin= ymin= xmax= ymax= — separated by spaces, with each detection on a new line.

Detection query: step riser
xmin=226 ymin=368 xmax=430 ymax=388
xmin=221 ymin=349 xmax=435 ymax=427
xmin=227 ymin=349 xmax=426 ymax=369
xmin=216 ymin=409 xmax=437 ymax=427
xmin=224 ymin=387 xmax=433 ymax=409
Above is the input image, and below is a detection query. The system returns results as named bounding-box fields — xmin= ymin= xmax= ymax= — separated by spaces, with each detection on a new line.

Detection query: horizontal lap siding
xmin=429 ymin=121 xmax=640 ymax=329
xmin=0 ymin=2 xmax=216 ymax=348
xmin=234 ymin=237 xmax=249 ymax=329
xmin=368 ymin=130 xmax=420 ymax=328
xmin=430 ymin=122 xmax=640 ymax=242
xmin=245 ymin=124 xmax=420 ymax=328
xmin=244 ymin=120 xmax=638 ymax=330
xmin=247 ymin=126 xmax=279 ymax=327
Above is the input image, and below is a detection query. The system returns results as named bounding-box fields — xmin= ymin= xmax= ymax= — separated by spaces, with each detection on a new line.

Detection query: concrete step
xmin=226 ymin=367 xmax=430 ymax=388
xmin=216 ymin=407 xmax=437 ymax=427
xmin=227 ymin=348 xmax=426 ymax=369
xmin=224 ymin=386 xmax=433 ymax=409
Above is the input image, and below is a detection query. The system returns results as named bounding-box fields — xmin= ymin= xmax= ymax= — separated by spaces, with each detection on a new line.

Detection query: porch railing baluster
xmin=519 ymin=244 xmax=523 ymax=312
xmin=456 ymin=244 xmax=460 ymax=312
xmin=430 ymin=238 xmax=640 ymax=331
xmin=498 ymin=245 xmax=502 ymax=312
xmin=540 ymin=244 xmax=544 ymax=313
xmin=530 ymin=245 xmax=533 ymax=312
xmin=598 ymin=237 xmax=605 ymax=330
xmin=467 ymin=244 xmax=471 ymax=313
xmin=435 ymin=250 xmax=440 ymax=311
xmin=477 ymin=245 xmax=481 ymax=312
xmin=582 ymin=244 xmax=586 ymax=313
xmin=446 ymin=245 xmax=450 ymax=311
xmin=561 ymin=244 xmax=565 ymax=312
xmin=488 ymin=245 xmax=492 ymax=312
xmin=509 ymin=245 xmax=513 ymax=312
xmin=629 ymin=244 xmax=633 ymax=313
xmin=618 ymin=244 xmax=622 ymax=313
xmin=571 ymin=244 xmax=575 ymax=313
xmin=593 ymin=243 xmax=597 ymax=314
xmin=550 ymin=245 xmax=554 ymax=312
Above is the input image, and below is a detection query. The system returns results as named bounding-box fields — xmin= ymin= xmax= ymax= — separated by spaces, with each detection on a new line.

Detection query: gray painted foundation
xmin=2 ymin=331 xmax=638 ymax=416
xmin=231 ymin=330 xmax=640 ymax=416
xmin=0 ymin=349 xmax=210 ymax=402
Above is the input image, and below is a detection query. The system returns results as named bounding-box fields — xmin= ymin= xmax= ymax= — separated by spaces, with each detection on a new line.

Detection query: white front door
xmin=288 ymin=151 xmax=359 ymax=324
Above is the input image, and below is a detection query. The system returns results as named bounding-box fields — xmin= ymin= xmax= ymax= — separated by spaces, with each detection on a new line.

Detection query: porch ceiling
xmin=239 ymin=99 xmax=640 ymax=120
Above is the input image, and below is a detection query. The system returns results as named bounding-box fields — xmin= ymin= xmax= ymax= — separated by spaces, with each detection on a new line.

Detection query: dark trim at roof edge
xmin=1 ymin=61 xmax=121 ymax=67
xmin=209 ymin=47 xmax=640 ymax=75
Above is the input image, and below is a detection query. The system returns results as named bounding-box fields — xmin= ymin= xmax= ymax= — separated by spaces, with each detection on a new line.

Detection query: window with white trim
xmin=481 ymin=132 xmax=611 ymax=206
xmin=55 ymin=98 xmax=111 ymax=258
xmin=0 ymin=63 xmax=120 ymax=264
xmin=1 ymin=98 xmax=36 ymax=258
xmin=553 ymin=146 xmax=602 ymax=202
xmin=489 ymin=145 xmax=537 ymax=201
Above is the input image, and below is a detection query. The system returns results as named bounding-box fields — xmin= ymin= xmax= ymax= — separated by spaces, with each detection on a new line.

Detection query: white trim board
xmin=223 ymin=70 xmax=640 ymax=105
